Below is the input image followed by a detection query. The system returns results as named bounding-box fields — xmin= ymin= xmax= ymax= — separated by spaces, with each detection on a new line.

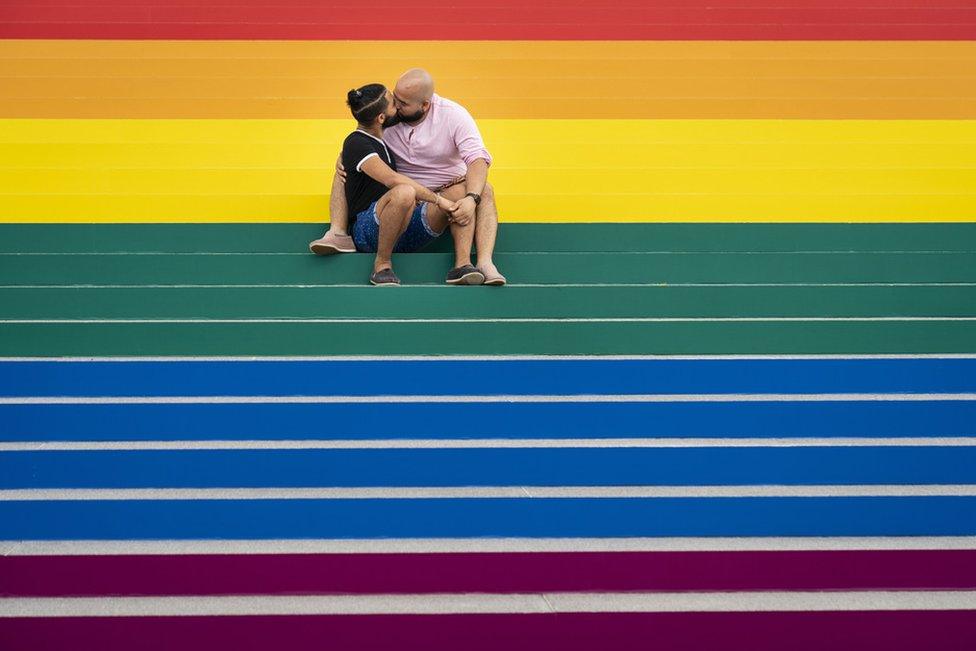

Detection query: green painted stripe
xmin=1 ymin=286 xmax=973 ymax=319
xmin=1 ymin=223 xmax=975 ymax=254
xmin=1 ymin=321 xmax=972 ymax=356
xmin=3 ymin=252 xmax=975 ymax=286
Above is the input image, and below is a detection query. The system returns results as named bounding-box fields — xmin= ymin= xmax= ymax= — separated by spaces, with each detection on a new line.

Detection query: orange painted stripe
xmin=2 ymin=40 xmax=974 ymax=119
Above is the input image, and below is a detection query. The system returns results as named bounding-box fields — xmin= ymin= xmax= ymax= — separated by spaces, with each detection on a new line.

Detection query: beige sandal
xmin=481 ymin=269 xmax=507 ymax=286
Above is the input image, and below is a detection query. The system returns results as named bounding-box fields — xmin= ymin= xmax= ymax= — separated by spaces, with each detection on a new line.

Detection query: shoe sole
xmin=446 ymin=271 xmax=486 ymax=285
xmin=310 ymin=243 xmax=356 ymax=255
xmin=370 ymin=279 xmax=401 ymax=286
xmin=483 ymin=277 xmax=507 ymax=286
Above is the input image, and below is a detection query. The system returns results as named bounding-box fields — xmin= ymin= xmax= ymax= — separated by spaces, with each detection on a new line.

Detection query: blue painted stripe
xmin=2 ymin=497 xmax=974 ymax=539
xmin=3 ymin=358 xmax=976 ymax=397
xmin=4 ymin=447 xmax=976 ymax=488
xmin=3 ymin=401 xmax=974 ymax=441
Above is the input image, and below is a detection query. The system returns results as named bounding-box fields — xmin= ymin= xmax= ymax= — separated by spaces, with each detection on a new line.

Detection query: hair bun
xmin=346 ymin=83 xmax=387 ymax=123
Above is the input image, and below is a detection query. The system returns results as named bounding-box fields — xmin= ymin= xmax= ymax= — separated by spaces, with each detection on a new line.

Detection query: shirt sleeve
xmin=451 ymin=106 xmax=492 ymax=168
xmin=354 ymin=152 xmax=378 ymax=172
xmin=342 ymin=136 xmax=379 ymax=174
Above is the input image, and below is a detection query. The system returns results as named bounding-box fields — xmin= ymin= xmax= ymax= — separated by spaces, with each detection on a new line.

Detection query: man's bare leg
xmin=445 ymin=185 xmax=476 ymax=269
xmin=474 ymin=183 xmax=504 ymax=283
xmin=373 ymin=184 xmax=416 ymax=276
xmin=327 ymin=171 xmax=349 ymax=235
xmin=309 ymin=170 xmax=356 ymax=254
xmin=426 ymin=183 xmax=476 ymax=269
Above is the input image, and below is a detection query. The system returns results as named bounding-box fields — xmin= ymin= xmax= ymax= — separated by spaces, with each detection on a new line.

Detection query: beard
xmin=382 ymin=112 xmax=402 ymax=129
xmin=398 ymin=108 xmax=425 ymax=123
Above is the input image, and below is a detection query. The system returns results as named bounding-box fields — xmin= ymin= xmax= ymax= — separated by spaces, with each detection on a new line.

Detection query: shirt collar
xmin=355 ymin=128 xmax=386 ymax=145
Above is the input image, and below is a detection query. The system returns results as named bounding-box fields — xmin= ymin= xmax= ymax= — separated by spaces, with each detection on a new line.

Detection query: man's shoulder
xmin=342 ymin=130 xmax=367 ymax=148
xmin=433 ymin=94 xmax=472 ymax=119
xmin=345 ymin=130 xmax=387 ymax=153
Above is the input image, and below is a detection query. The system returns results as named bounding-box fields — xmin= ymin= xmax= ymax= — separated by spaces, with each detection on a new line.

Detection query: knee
xmin=477 ymin=183 xmax=497 ymax=214
xmin=389 ymin=184 xmax=416 ymax=206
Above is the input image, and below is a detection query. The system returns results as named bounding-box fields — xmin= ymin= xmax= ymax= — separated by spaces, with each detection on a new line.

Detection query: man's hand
xmin=436 ymin=195 xmax=461 ymax=219
xmin=449 ymin=196 xmax=477 ymax=227
xmin=335 ymin=155 xmax=347 ymax=183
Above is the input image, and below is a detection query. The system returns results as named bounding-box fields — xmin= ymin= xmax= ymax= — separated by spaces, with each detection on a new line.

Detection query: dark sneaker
xmin=370 ymin=268 xmax=401 ymax=286
xmin=309 ymin=231 xmax=356 ymax=255
xmin=446 ymin=265 xmax=485 ymax=285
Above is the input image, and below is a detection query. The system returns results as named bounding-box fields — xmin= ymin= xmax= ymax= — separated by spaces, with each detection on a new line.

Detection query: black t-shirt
xmin=341 ymin=130 xmax=396 ymax=221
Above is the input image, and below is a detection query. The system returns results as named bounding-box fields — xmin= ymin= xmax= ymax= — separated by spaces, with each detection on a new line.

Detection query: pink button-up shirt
xmin=383 ymin=94 xmax=492 ymax=189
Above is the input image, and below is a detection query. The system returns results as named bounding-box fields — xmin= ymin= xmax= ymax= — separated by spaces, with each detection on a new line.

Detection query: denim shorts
xmin=352 ymin=200 xmax=444 ymax=253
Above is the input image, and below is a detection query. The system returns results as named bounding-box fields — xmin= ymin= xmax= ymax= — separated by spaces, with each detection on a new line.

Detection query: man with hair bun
xmin=310 ymin=69 xmax=506 ymax=286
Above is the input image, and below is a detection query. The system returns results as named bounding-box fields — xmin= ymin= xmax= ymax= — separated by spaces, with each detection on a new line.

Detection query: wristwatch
xmin=465 ymin=192 xmax=482 ymax=206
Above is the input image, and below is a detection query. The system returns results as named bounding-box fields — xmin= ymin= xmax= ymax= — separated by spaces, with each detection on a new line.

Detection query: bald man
xmin=310 ymin=69 xmax=506 ymax=286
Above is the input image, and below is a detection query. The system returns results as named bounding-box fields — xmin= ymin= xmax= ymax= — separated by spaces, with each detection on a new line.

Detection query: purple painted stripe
xmin=4 ymin=550 xmax=976 ymax=597
xmin=2 ymin=611 xmax=975 ymax=650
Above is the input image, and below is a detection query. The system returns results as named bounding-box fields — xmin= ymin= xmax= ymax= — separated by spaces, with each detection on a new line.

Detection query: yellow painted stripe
xmin=2 ymin=40 xmax=975 ymax=119
xmin=5 ymin=119 xmax=976 ymax=144
xmin=6 ymin=142 xmax=974 ymax=171
xmin=4 ymin=194 xmax=973 ymax=223
xmin=2 ymin=119 xmax=974 ymax=223
xmin=3 ymin=169 xmax=975 ymax=196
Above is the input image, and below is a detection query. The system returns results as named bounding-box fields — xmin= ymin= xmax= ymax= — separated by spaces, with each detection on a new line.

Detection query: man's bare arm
xmin=464 ymin=158 xmax=489 ymax=196
xmin=360 ymin=156 xmax=460 ymax=216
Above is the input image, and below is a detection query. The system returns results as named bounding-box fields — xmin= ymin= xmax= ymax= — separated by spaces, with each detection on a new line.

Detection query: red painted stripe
xmin=3 ymin=22 xmax=973 ymax=40
xmin=4 ymin=550 xmax=976 ymax=597
xmin=6 ymin=5 xmax=974 ymax=23
xmin=2 ymin=611 xmax=975 ymax=651
xmin=13 ymin=0 xmax=976 ymax=6
xmin=1 ymin=2 xmax=973 ymax=39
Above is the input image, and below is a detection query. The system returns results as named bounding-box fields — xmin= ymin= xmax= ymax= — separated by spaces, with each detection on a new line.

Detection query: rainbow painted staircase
xmin=2 ymin=2 xmax=976 ymax=648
